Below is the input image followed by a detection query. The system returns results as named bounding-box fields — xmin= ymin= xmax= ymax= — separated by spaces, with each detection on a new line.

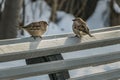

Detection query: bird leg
xmin=31 ymin=36 xmax=42 ymax=40
xmin=39 ymin=36 xmax=42 ymax=39
xmin=31 ymin=36 xmax=36 ymax=40
xmin=76 ymin=32 xmax=82 ymax=38
xmin=75 ymin=35 xmax=79 ymax=37
xmin=88 ymin=33 xmax=94 ymax=37
xmin=75 ymin=34 xmax=82 ymax=38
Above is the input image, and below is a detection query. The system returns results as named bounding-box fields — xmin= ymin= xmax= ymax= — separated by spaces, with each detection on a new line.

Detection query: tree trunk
xmin=49 ymin=0 xmax=58 ymax=22
xmin=110 ymin=0 xmax=120 ymax=26
xmin=0 ymin=0 xmax=23 ymax=39
xmin=45 ymin=0 xmax=98 ymax=21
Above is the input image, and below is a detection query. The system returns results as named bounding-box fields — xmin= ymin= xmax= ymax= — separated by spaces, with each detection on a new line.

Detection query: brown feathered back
xmin=72 ymin=18 xmax=93 ymax=37
xmin=22 ymin=21 xmax=48 ymax=37
xmin=73 ymin=18 xmax=86 ymax=24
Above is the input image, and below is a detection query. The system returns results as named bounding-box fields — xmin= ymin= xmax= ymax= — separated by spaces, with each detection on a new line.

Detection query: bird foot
xmin=75 ymin=35 xmax=79 ymax=37
xmin=75 ymin=35 xmax=81 ymax=38
xmin=31 ymin=36 xmax=43 ymax=40
xmin=31 ymin=36 xmax=36 ymax=40
xmin=39 ymin=36 xmax=42 ymax=39
xmin=89 ymin=34 xmax=94 ymax=37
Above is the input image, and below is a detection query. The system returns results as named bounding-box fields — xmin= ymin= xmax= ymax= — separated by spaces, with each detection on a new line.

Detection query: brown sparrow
xmin=22 ymin=21 xmax=48 ymax=39
xmin=72 ymin=18 xmax=93 ymax=38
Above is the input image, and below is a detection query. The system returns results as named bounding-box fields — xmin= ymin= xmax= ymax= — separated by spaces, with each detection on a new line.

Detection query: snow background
xmin=0 ymin=0 xmax=120 ymax=80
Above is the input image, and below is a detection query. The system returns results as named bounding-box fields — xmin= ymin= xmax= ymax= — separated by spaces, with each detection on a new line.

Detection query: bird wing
xmin=24 ymin=22 xmax=42 ymax=30
xmin=78 ymin=23 xmax=90 ymax=34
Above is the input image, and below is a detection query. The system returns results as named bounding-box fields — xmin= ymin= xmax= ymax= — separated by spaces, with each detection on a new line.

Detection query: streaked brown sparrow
xmin=22 ymin=21 xmax=48 ymax=39
xmin=72 ymin=17 xmax=93 ymax=38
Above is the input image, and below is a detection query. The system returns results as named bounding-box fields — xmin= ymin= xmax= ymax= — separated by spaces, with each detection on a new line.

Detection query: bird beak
xmin=72 ymin=19 xmax=75 ymax=21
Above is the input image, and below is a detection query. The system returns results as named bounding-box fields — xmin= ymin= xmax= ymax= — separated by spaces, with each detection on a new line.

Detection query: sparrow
xmin=22 ymin=21 xmax=48 ymax=39
xmin=72 ymin=17 xmax=93 ymax=38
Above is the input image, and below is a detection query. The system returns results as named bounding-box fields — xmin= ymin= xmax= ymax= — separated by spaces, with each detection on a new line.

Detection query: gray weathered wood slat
xmin=0 ymin=33 xmax=73 ymax=45
xmin=0 ymin=26 xmax=120 ymax=45
xmin=67 ymin=68 xmax=120 ymax=80
xmin=0 ymin=51 xmax=120 ymax=79
xmin=0 ymin=29 xmax=120 ymax=62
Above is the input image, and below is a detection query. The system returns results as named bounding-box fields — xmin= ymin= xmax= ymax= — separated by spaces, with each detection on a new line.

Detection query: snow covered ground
xmin=0 ymin=0 xmax=120 ymax=80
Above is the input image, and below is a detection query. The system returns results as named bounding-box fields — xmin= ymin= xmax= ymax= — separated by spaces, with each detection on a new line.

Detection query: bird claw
xmin=75 ymin=35 xmax=79 ymax=37
xmin=75 ymin=35 xmax=81 ymax=38
xmin=39 ymin=36 xmax=42 ymax=39
xmin=31 ymin=36 xmax=36 ymax=40
xmin=31 ymin=36 xmax=42 ymax=40
xmin=39 ymin=36 xmax=42 ymax=38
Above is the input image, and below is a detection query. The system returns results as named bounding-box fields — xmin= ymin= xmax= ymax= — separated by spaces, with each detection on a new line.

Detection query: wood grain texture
xmin=67 ymin=68 xmax=120 ymax=80
xmin=0 ymin=51 xmax=119 ymax=79
xmin=0 ymin=28 xmax=120 ymax=62
xmin=0 ymin=26 xmax=120 ymax=79
xmin=0 ymin=26 xmax=120 ymax=45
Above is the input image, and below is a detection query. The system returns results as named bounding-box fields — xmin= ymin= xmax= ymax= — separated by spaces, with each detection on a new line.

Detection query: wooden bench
xmin=0 ymin=26 xmax=120 ymax=80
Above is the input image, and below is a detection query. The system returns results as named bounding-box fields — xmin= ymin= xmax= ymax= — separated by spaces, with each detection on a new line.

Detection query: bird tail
xmin=88 ymin=33 xmax=93 ymax=37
